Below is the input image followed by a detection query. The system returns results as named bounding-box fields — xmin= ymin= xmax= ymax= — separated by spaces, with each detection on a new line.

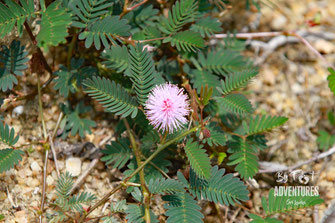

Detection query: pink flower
xmin=145 ymin=83 xmax=190 ymax=133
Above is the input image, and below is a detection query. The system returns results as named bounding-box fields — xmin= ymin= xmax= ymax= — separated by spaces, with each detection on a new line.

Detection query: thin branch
xmin=259 ymin=145 xmax=335 ymax=173
xmin=214 ymin=31 xmax=282 ymax=39
xmin=49 ymin=135 xmax=60 ymax=178
xmin=79 ymin=125 xmax=200 ymax=222
xmin=40 ymin=149 xmax=48 ymax=223
xmin=69 ymin=157 xmax=100 ymax=195
xmin=124 ymin=119 xmax=151 ymax=223
xmin=127 ymin=0 xmax=148 ymax=11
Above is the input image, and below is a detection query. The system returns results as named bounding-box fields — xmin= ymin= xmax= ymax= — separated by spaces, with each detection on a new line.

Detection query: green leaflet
xmin=0 ymin=40 xmax=29 ymax=92
xmin=83 ymin=76 xmax=139 ymax=118
xmin=160 ymin=0 xmax=198 ymax=34
xmin=188 ymin=166 xmax=249 ymax=206
xmin=215 ymin=93 xmax=254 ymax=115
xmin=184 ymin=139 xmax=211 ymax=180
xmin=37 ymin=1 xmax=72 ymax=48
xmin=128 ymin=43 xmax=156 ymax=105
xmin=0 ymin=0 xmax=35 ymax=38
xmin=163 ymin=192 xmax=204 ymax=223
xmin=0 ymin=148 xmax=24 ymax=173
xmin=190 ymin=16 xmax=223 ymax=37
xmin=78 ymin=16 xmax=131 ymax=50
xmin=164 ymin=31 xmax=204 ymax=52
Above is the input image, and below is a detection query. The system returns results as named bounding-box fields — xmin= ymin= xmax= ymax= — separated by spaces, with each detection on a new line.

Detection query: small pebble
xmin=66 ymin=157 xmax=82 ymax=177
xmin=30 ymin=161 xmax=42 ymax=173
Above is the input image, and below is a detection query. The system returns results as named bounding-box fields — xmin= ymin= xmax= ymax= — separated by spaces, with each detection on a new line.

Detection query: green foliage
xmin=160 ymin=0 xmax=198 ymax=34
xmin=134 ymin=5 xmax=159 ymax=27
xmin=184 ymin=139 xmax=211 ymax=180
xmin=261 ymin=188 xmax=323 ymax=216
xmin=83 ymin=76 xmax=139 ymax=118
xmin=227 ymin=136 xmax=259 ymax=179
xmin=0 ymin=122 xmax=22 ymax=173
xmin=69 ymin=0 xmax=114 ymax=28
xmin=0 ymin=148 xmax=24 ymax=173
xmin=197 ymin=122 xmax=226 ymax=146
xmin=164 ymin=31 xmax=204 ymax=52
xmin=101 ymin=138 xmax=132 ymax=169
xmin=78 ymin=16 xmax=131 ymax=50
xmin=54 ymin=172 xmax=96 ymax=213
xmin=190 ymin=70 xmax=220 ymax=96
xmin=216 ymin=69 xmax=258 ymax=95
xmin=0 ymin=0 xmax=35 ymax=38
xmin=102 ymin=200 xmax=127 ymax=223
xmin=249 ymin=214 xmax=283 ymax=223
xmin=101 ymin=45 xmax=129 ymax=73
xmin=163 ymin=192 xmax=204 ymax=223
xmin=148 ymin=178 xmax=185 ymax=194
xmin=53 ymin=58 xmax=97 ymax=97
xmin=37 ymin=1 xmax=72 ymax=48
xmin=0 ymin=122 xmax=19 ymax=147
xmin=317 ymin=130 xmax=335 ymax=151
xmin=245 ymin=115 xmax=288 ymax=135
xmin=215 ymin=94 xmax=254 ymax=115
xmin=60 ymin=102 xmax=96 ymax=138
xmin=125 ymin=204 xmax=158 ymax=223
xmin=0 ymin=40 xmax=29 ymax=92
xmin=190 ymin=16 xmax=223 ymax=37
xmin=187 ymin=166 xmax=249 ymax=206
xmin=128 ymin=43 xmax=156 ymax=105
xmin=327 ymin=67 xmax=335 ymax=96
xmin=198 ymin=50 xmax=250 ymax=76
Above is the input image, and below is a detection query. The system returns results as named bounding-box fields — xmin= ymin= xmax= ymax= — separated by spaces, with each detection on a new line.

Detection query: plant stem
xmin=124 ymin=119 xmax=151 ymax=223
xmin=79 ymin=125 xmax=200 ymax=222
xmin=37 ymin=73 xmax=49 ymax=223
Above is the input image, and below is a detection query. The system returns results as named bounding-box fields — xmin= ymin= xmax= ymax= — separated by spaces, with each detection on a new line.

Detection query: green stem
xmin=79 ymin=125 xmax=200 ymax=222
xmin=124 ymin=119 xmax=151 ymax=223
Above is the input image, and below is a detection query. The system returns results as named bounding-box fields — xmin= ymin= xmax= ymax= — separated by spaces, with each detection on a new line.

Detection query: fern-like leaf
xmin=125 ymin=204 xmax=158 ymax=223
xmin=78 ymin=16 xmax=131 ymax=50
xmin=37 ymin=1 xmax=72 ymax=48
xmin=215 ymin=94 xmax=253 ymax=115
xmin=83 ymin=76 xmax=139 ymax=118
xmin=101 ymin=138 xmax=132 ymax=169
xmin=246 ymin=115 xmax=288 ymax=135
xmin=0 ymin=122 xmax=19 ymax=147
xmin=67 ymin=192 xmax=96 ymax=212
xmin=56 ymin=172 xmax=74 ymax=199
xmin=0 ymin=148 xmax=24 ymax=173
xmin=160 ymin=0 xmax=198 ymax=34
xmin=190 ymin=16 xmax=223 ymax=37
xmin=261 ymin=188 xmax=323 ymax=216
xmin=128 ymin=43 xmax=156 ymax=105
xmin=227 ymin=136 xmax=258 ymax=179
xmin=198 ymin=50 xmax=250 ymax=76
xmin=163 ymin=192 xmax=204 ymax=223
xmin=164 ymin=31 xmax=204 ymax=52
xmin=0 ymin=0 xmax=35 ymax=38
xmin=69 ymin=0 xmax=114 ymax=28
xmin=101 ymin=45 xmax=129 ymax=73
xmin=190 ymin=70 xmax=220 ymax=96
xmin=148 ymin=178 xmax=185 ymax=194
xmin=189 ymin=166 xmax=249 ymax=206
xmin=197 ymin=122 xmax=226 ymax=146
xmin=0 ymin=40 xmax=29 ymax=92
xmin=216 ymin=69 xmax=258 ymax=95
xmin=184 ymin=139 xmax=211 ymax=180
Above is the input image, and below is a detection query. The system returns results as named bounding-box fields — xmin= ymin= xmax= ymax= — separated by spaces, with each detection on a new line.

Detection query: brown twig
xmin=69 ymin=156 xmax=100 ymax=195
xmin=259 ymin=145 xmax=335 ymax=173
xmin=49 ymin=135 xmax=60 ymax=178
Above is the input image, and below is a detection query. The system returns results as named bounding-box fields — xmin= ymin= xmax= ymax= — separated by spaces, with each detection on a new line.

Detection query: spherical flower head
xmin=145 ymin=83 xmax=190 ymax=133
